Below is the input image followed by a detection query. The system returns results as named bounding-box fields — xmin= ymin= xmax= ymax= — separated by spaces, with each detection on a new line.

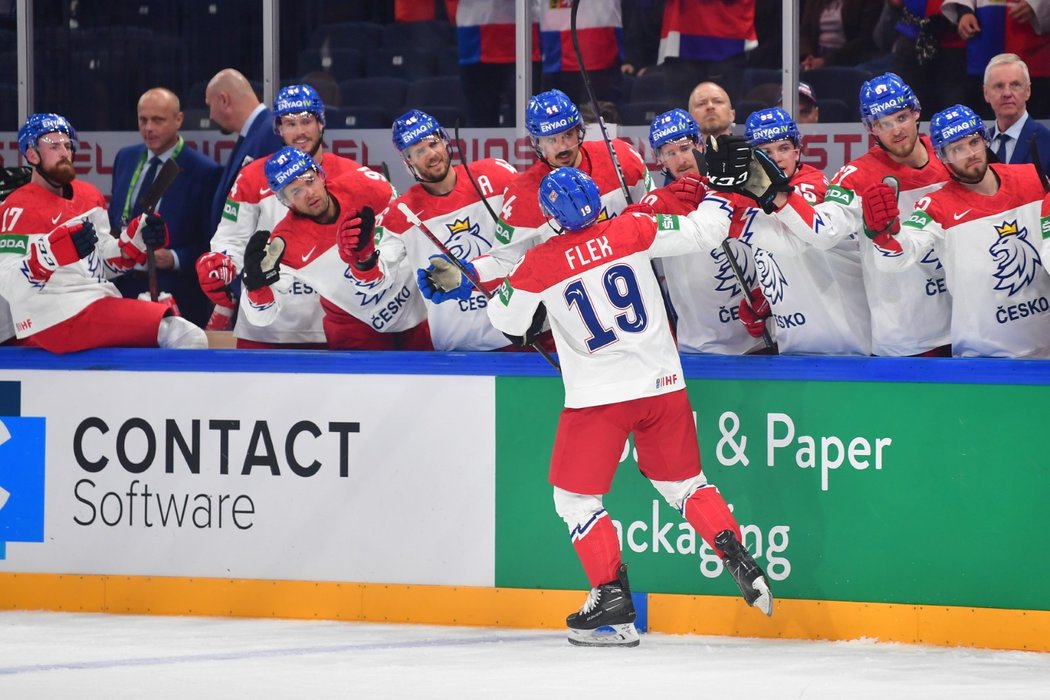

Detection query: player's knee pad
xmin=650 ymin=473 xmax=710 ymax=513
xmin=552 ymin=487 xmax=606 ymax=538
xmin=157 ymin=316 xmax=208 ymax=349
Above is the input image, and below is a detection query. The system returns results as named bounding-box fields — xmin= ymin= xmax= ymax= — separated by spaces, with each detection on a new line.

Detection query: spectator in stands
xmin=799 ymin=0 xmax=882 ymax=70
xmin=538 ymin=0 xmax=625 ymax=106
xmin=109 ymin=88 xmax=222 ymax=328
xmin=983 ymin=53 xmax=1050 ymax=173
xmin=779 ymin=81 xmax=821 ymax=124
xmin=688 ymin=82 xmax=735 ymax=143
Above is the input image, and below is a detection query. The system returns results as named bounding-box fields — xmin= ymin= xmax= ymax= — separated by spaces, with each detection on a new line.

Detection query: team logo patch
xmin=657 ymin=215 xmax=679 ymax=231
xmin=495 ymin=220 xmax=515 ymax=246
xmin=989 ymin=220 xmax=1041 ymax=296
xmin=222 ymin=199 xmax=239 ymax=222
xmin=1041 ymin=215 xmax=1050 ymax=240
xmin=903 ymin=210 xmax=933 ymax=230
xmin=0 ymin=235 xmax=28 ymax=256
xmin=755 ymin=248 xmax=788 ymax=305
xmin=712 ymin=237 xmax=754 ymax=298
xmin=0 ymin=382 xmax=46 ymax=561
xmin=824 ymin=186 xmax=853 ymax=206
xmin=497 ymin=280 xmax=514 ymax=306
xmin=374 ymin=226 xmax=385 ymax=246
xmin=444 ymin=217 xmax=491 ymax=260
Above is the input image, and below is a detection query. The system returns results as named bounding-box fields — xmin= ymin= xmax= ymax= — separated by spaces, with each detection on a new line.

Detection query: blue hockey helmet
xmin=273 ymin=84 xmax=326 ymax=132
xmin=648 ymin=108 xmax=700 ymax=152
xmin=929 ymin=104 xmax=986 ymax=160
xmin=745 ymin=107 xmax=801 ymax=147
xmin=538 ymin=167 xmax=601 ymax=233
xmin=391 ymin=109 xmax=449 ymax=153
xmin=859 ymin=72 xmax=921 ymax=126
xmin=525 ymin=89 xmax=583 ymax=139
xmin=18 ymin=113 xmax=78 ymax=157
xmin=265 ymin=146 xmax=325 ymax=199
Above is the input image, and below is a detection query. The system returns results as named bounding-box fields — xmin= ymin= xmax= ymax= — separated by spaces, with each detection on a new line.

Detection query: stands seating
xmin=339 ymin=77 xmax=409 ymax=117
xmin=619 ymin=101 xmax=673 ymax=126
xmin=801 ymin=67 xmax=872 ymax=120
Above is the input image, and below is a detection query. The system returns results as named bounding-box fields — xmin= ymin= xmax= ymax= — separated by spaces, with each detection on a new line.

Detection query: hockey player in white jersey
xmin=487 ymin=167 xmax=772 ymax=648
xmin=767 ymin=73 xmax=952 ymax=356
xmin=341 ymin=109 xmax=519 ymax=350
xmin=866 ymin=104 xmax=1050 ymax=358
xmin=737 ymin=107 xmax=872 ymax=355
xmin=196 ymin=84 xmax=391 ymax=348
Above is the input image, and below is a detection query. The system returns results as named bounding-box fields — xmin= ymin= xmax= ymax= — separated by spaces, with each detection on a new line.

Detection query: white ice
xmin=0 ymin=611 xmax=1048 ymax=699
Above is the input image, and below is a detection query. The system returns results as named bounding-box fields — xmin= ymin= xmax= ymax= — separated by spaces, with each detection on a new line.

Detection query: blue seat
xmin=365 ymin=47 xmax=438 ymax=81
xmin=815 ymin=98 xmax=851 ymax=123
xmin=182 ymin=108 xmax=212 ymax=130
xmin=741 ymin=68 xmax=782 ymax=97
xmin=338 ymin=77 xmax=409 ymax=116
xmin=308 ymin=21 xmax=384 ymax=52
xmin=630 ymin=72 xmax=667 ymax=103
xmin=801 ymin=67 xmax=873 ymax=119
xmin=326 ymin=106 xmax=389 ymax=129
xmin=619 ymin=101 xmax=672 ymax=126
xmin=381 ymin=20 xmax=455 ymax=51
xmin=406 ymin=76 xmax=467 ymax=115
xmin=298 ymin=48 xmax=365 ymax=82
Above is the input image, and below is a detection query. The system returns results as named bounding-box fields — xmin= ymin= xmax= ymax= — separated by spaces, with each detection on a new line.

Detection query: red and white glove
xmin=861 ymin=182 xmax=900 ymax=240
xmin=137 ymin=291 xmax=181 ymax=316
xmin=667 ymin=173 xmax=706 ymax=209
xmin=336 ymin=206 xmax=377 ymax=268
xmin=738 ymin=287 xmax=771 ymax=339
xmin=205 ymin=307 xmax=234 ymax=331
xmin=195 ymin=252 xmax=238 ymax=309
xmin=26 ymin=221 xmax=98 ymax=281
xmin=119 ymin=213 xmax=170 ymax=264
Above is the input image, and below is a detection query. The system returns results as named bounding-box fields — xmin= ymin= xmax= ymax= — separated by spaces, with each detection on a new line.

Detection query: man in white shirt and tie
xmin=983 ymin=53 xmax=1050 ymax=178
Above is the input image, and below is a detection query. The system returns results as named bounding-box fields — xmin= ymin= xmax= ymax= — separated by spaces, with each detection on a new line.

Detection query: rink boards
xmin=0 ymin=349 xmax=1047 ymax=652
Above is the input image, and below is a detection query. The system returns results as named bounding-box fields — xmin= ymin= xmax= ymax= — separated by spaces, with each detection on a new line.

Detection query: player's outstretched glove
xmin=336 ymin=206 xmax=378 ymax=269
xmin=738 ymin=287 xmax=771 ymax=339
xmin=417 ymin=255 xmax=476 ymax=303
xmin=704 ymin=135 xmax=753 ymax=191
xmin=861 ymin=182 xmax=900 ymax=239
xmin=195 ymin=251 xmax=237 ymax=309
xmin=242 ymin=230 xmax=285 ymax=292
xmin=667 ymin=173 xmax=706 ymax=209
xmin=502 ymin=303 xmax=547 ymax=348
xmin=737 ymin=148 xmax=794 ymax=214
xmin=49 ymin=221 xmax=98 ymax=266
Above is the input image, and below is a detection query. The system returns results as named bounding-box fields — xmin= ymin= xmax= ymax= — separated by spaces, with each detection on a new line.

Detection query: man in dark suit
xmin=205 ymin=68 xmax=284 ymax=233
xmin=984 ymin=53 xmax=1050 ymax=177
xmin=109 ymin=88 xmax=222 ymax=327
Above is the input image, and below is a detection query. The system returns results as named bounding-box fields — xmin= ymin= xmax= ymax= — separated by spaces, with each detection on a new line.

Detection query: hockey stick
xmin=396 ymin=202 xmax=561 ymax=372
xmin=453 ymin=118 xmax=500 ymax=224
xmin=1029 ymin=136 xmax=1050 ymax=194
xmin=138 ymin=159 xmax=182 ymax=301
xmin=722 ymin=237 xmax=774 ymax=351
xmin=570 ymin=0 xmax=632 ymax=205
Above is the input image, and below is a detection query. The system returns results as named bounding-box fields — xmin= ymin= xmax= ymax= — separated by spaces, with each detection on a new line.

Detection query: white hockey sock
xmin=157 ymin=316 xmax=208 ymax=349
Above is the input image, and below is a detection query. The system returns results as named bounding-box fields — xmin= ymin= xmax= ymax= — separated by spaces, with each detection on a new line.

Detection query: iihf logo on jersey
xmin=711 ymin=237 xmax=754 ymax=297
xmin=443 ymin=217 xmax=491 ymax=260
xmin=989 ymin=220 xmax=1042 ymax=296
xmin=755 ymin=249 xmax=788 ymax=304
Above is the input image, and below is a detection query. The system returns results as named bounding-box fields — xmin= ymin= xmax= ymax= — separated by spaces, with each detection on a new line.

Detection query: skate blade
xmin=751 ymin=576 xmax=773 ymax=616
xmin=567 ymin=623 xmax=640 ymax=648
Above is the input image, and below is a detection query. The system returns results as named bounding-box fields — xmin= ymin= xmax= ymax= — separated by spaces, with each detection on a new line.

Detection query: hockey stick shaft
xmin=453 ymin=119 xmax=501 ymax=224
xmin=396 ymin=202 xmax=561 ymax=372
xmin=139 ymin=159 xmax=181 ymax=302
xmin=722 ymin=238 xmax=774 ymax=350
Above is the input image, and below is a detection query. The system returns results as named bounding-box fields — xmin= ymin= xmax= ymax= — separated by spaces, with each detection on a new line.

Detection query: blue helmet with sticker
xmin=265 ymin=146 xmax=325 ymax=197
xmin=929 ymin=104 xmax=986 ymax=160
xmin=538 ymin=167 xmax=601 ymax=232
xmin=391 ymin=109 xmax=448 ymax=152
xmin=648 ymin=108 xmax=700 ymax=152
xmin=273 ymin=84 xmax=326 ymax=132
xmin=18 ymin=113 xmax=78 ymax=157
xmin=859 ymin=72 xmax=921 ymax=126
xmin=526 ymin=89 xmax=583 ymax=139
xmin=744 ymin=107 xmax=800 ymax=147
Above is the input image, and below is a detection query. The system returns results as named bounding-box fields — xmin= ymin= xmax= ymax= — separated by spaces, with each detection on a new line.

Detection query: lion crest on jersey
xmin=754 ymin=249 xmax=788 ymax=304
xmin=342 ymin=268 xmax=389 ymax=306
xmin=443 ymin=217 xmax=491 ymax=260
xmin=989 ymin=220 xmax=1041 ymax=296
xmin=711 ymin=236 xmax=755 ymax=297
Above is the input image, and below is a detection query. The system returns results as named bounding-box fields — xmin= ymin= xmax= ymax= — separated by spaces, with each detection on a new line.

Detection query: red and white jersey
xmin=744 ymin=164 xmax=872 ymax=355
xmin=360 ymin=160 xmax=519 ymax=351
xmin=243 ymin=170 xmax=406 ymax=334
xmin=487 ymin=196 xmax=732 ymax=409
xmin=658 ymin=0 xmax=757 ymax=63
xmin=538 ymin=0 xmax=622 ymax=73
xmin=642 ymin=183 xmax=762 ymax=354
xmin=0 ymin=180 xmax=135 ymax=338
xmin=773 ymin=137 xmax=951 ymax=356
xmin=883 ymin=164 xmax=1050 ymax=358
xmin=473 ymin=139 xmax=653 ymax=283
xmin=211 ymin=152 xmax=392 ymax=343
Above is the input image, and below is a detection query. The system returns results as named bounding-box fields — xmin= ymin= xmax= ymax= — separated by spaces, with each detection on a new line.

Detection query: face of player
xmin=941 ymin=133 xmax=989 ymax=184
xmin=138 ymin=96 xmax=183 ymax=155
xmin=404 ymin=135 xmax=452 ymax=184
xmin=535 ymin=127 xmax=582 ymax=168
xmin=282 ymin=171 xmax=332 ymax=219
xmin=689 ymin=84 xmax=734 ymax=139
xmin=869 ymin=108 xmax=920 ymax=160
xmin=657 ymin=139 xmax=700 ymax=179
xmin=984 ymin=62 xmax=1031 ymax=125
xmin=278 ymin=112 xmax=323 ymax=158
xmin=757 ymin=139 xmax=800 ymax=178
xmin=29 ymin=132 xmax=76 ymax=185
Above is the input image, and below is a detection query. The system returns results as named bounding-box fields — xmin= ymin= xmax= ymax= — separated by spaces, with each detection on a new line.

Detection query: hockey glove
xmin=242 ymin=230 xmax=285 ymax=291
xmin=336 ymin=206 xmax=378 ymax=269
xmin=667 ymin=173 xmax=706 ymax=209
xmin=861 ymin=182 xmax=900 ymax=239
xmin=120 ymin=213 xmax=169 ymax=264
xmin=140 ymin=213 xmax=169 ymax=249
xmin=736 ymin=149 xmax=794 ymax=214
xmin=417 ymin=255 xmax=476 ymax=303
xmin=0 ymin=166 xmax=32 ymax=203
xmin=704 ymin=135 xmax=753 ymax=191
xmin=738 ymin=287 xmax=772 ymax=339
xmin=502 ymin=303 xmax=547 ymax=348
xmin=195 ymin=251 xmax=238 ymax=309
xmin=49 ymin=221 xmax=98 ymax=266
xmin=621 ymin=202 xmax=656 ymax=217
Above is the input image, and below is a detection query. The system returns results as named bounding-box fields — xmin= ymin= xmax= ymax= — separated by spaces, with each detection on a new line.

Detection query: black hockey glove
xmin=704 ymin=135 xmax=752 ymax=191
xmin=502 ymin=303 xmax=547 ymax=348
xmin=242 ymin=229 xmax=285 ymax=291
xmin=737 ymin=148 xmax=794 ymax=214
xmin=0 ymin=166 xmax=32 ymax=203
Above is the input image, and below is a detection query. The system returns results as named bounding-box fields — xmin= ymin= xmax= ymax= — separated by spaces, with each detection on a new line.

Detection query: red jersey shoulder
xmin=583 ymin=140 xmax=645 ymax=194
xmin=319 ymin=153 xmax=366 ymax=180
xmin=471 ymin=158 xmax=520 ymax=191
xmin=271 ymin=213 xmax=333 ymax=269
xmin=328 ymin=169 xmax=395 ymax=214
xmin=229 ymin=158 xmax=273 ymax=204
xmin=0 ymin=181 xmax=105 ymax=232
xmin=500 ymin=162 xmax=550 ymax=226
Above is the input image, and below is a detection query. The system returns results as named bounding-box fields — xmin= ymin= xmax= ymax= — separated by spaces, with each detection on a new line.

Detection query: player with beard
xmin=866 ymin=104 xmax=1050 ymax=358
xmin=239 ymin=147 xmax=424 ymax=350
xmin=765 ymin=73 xmax=953 ymax=356
xmin=196 ymin=83 xmax=392 ymax=347
xmin=341 ymin=110 xmax=519 ymax=351
xmin=0 ymin=113 xmax=206 ymax=352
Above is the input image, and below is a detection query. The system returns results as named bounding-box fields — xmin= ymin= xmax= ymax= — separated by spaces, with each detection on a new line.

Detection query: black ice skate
xmin=566 ymin=563 xmax=640 ymax=647
xmin=714 ymin=529 xmax=774 ymax=616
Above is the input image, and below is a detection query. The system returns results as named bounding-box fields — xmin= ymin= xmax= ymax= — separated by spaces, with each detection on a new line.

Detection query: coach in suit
xmin=984 ymin=53 xmax=1050 ymax=176
xmin=205 ymin=68 xmax=284 ymax=231
xmin=109 ymin=88 xmax=222 ymax=327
